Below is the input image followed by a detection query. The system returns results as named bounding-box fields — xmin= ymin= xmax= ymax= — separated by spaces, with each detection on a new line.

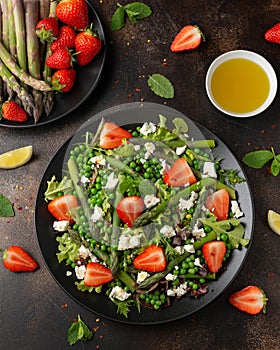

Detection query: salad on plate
xmin=44 ymin=114 xmax=249 ymax=318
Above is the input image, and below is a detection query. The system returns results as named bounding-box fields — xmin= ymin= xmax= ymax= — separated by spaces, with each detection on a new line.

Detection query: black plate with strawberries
xmin=0 ymin=1 xmax=106 ymax=128
xmin=35 ymin=102 xmax=254 ymax=324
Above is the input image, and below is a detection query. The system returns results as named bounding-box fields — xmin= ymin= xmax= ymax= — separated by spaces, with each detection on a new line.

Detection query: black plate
xmin=0 ymin=1 xmax=106 ymax=128
xmin=35 ymin=102 xmax=254 ymax=325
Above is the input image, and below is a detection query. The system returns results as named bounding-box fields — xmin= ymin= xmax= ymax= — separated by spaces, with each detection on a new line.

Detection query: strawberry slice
xmin=205 ymin=188 xmax=230 ymax=221
xmin=170 ymin=25 xmax=204 ymax=52
xmin=116 ymin=196 xmax=144 ymax=228
xmin=48 ymin=194 xmax=79 ymax=223
xmin=84 ymin=262 xmax=113 ymax=287
xmin=163 ymin=158 xmax=197 ymax=187
xmin=100 ymin=122 xmax=132 ymax=149
xmin=133 ymin=245 xmax=167 ymax=273
xmin=229 ymin=285 xmax=268 ymax=315
xmin=202 ymin=240 xmax=226 ymax=273
xmin=3 ymin=246 xmax=38 ymax=272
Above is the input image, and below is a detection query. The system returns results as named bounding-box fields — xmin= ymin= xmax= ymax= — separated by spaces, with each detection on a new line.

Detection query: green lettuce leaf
xmin=56 ymin=233 xmax=80 ymax=263
xmin=44 ymin=175 xmax=73 ymax=201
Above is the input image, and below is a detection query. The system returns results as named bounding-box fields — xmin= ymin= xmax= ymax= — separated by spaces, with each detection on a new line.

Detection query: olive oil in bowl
xmin=206 ymin=50 xmax=277 ymax=117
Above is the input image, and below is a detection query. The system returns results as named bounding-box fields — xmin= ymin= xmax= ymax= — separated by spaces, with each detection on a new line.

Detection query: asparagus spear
xmin=39 ymin=0 xmax=50 ymax=19
xmin=12 ymin=0 xmax=27 ymax=72
xmin=0 ymin=0 xmax=9 ymax=50
xmin=0 ymin=41 xmax=51 ymax=91
xmin=0 ymin=58 xmax=35 ymax=111
xmin=24 ymin=0 xmax=43 ymax=122
xmin=7 ymin=0 xmax=16 ymax=57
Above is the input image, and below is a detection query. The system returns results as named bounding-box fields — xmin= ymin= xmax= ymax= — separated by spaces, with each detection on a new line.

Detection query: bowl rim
xmin=205 ymin=49 xmax=278 ymax=118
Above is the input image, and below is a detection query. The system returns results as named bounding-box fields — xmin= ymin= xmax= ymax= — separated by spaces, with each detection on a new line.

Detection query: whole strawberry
xmin=56 ymin=0 xmax=89 ymax=30
xmin=265 ymin=22 xmax=280 ymax=44
xmin=50 ymin=26 xmax=76 ymax=52
xmin=75 ymin=28 xmax=102 ymax=66
xmin=36 ymin=17 xmax=59 ymax=43
xmin=46 ymin=48 xmax=74 ymax=69
xmin=1 ymin=101 xmax=28 ymax=122
xmin=52 ymin=69 xmax=77 ymax=92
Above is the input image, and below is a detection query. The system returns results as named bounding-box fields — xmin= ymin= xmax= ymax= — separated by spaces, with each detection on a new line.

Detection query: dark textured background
xmin=1 ymin=1 xmax=280 ymax=349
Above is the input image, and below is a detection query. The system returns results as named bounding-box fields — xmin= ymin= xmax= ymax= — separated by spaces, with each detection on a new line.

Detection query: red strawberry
xmin=45 ymin=48 xmax=74 ymax=69
xmin=205 ymin=188 xmax=229 ymax=221
xmin=1 ymin=100 xmax=28 ymax=122
xmin=133 ymin=245 xmax=167 ymax=273
xmin=50 ymin=26 xmax=76 ymax=52
xmin=116 ymin=196 xmax=144 ymax=228
xmin=264 ymin=22 xmax=280 ymax=44
xmin=163 ymin=158 xmax=197 ymax=187
xmin=170 ymin=25 xmax=204 ymax=52
xmin=75 ymin=28 xmax=102 ymax=66
xmin=202 ymin=240 xmax=226 ymax=273
xmin=48 ymin=194 xmax=79 ymax=222
xmin=3 ymin=246 xmax=38 ymax=272
xmin=229 ymin=285 xmax=268 ymax=315
xmin=84 ymin=262 xmax=113 ymax=287
xmin=52 ymin=69 xmax=76 ymax=92
xmin=36 ymin=17 xmax=59 ymax=42
xmin=56 ymin=0 xmax=89 ymax=30
xmin=100 ymin=122 xmax=132 ymax=149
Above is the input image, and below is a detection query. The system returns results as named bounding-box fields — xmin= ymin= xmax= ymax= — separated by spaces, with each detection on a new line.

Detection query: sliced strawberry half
xmin=205 ymin=188 xmax=230 ymax=221
xmin=84 ymin=262 xmax=113 ymax=287
xmin=3 ymin=246 xmax=38 ymax=272
xmin=229 ymin=285 xmax=268 ymax=315
xmin=202 ymin=240 xmax=226 ymax=273
xmin=99 ymin=122 xmax=132 ymax=149
xmin=48 ymin=194 xmax=79 ymax=223
xmin=116 ymin=196 xmax=144 ymax=228
xmin=163 ymin=158 xmax=197 ymax=187
xmin=170 ymin=25 xmax=204 ymax=52
xmin=133 ymin=245 xmax=167 ymax=273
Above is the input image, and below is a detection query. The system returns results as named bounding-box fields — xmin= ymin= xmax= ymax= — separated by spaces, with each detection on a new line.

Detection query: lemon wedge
xmin=0 ymin=145 xmax=33 ymax=169
xmin=267 ymin=210 xmax=280 ymax=236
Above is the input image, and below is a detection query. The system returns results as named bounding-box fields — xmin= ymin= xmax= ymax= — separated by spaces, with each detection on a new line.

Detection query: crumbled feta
xmin=202 ymin=162 xmax=217 ymax=178
xmin=109 ymin=286 xmax=131 ymax=301
xmin=144 ymin=194 xmax=160 ymax=208
xmin=53 ymin=220 xmax=70 ymax=232
xmin=134 ymin=144 xmax=141 ymax=151
xmin=160 ymin=225 xmax=176 ymax=238
xmin=137 ymin=271 xmax=150 ymax=283
xmin=66 ymin=271 xmax=72 ymax=277
xmin=90 ymin=155 xmax=106 ymax=166
xmin=140 ymin=158 xmax=146 ymax=164
xmin=178 ymin=191 xmax=198 ymax=211
xmin=192 ymin=223 xmax=206 ymax=239
xmin=167 ymin=289 xmax=176 ymax=297
xmin=118 ymin=233 xmax=142 ymax=250
xmin=173 ymin=282 xmax=188 ymax=297
xmin=176 ymin=145 xmax=186 ymax=155
xmin=91 ymin=206 xmax=105 ymax=223
xmin=144 ymin=142 xmax=156 ymax=159
xmin=165 ymin=273 xmax=177 ymax=281
xmin=194 ymin=257 xmax=203 ymax=267
xmin=75 ymin=265 xmax=86 ymax=280
xmin=174 ymin=246 xmax=185 ymax=255
xmin=103 ymin=172 xmax=118 ymax=189
xmin=139 ymin=122 xmax=156 ymax=136
xmin=80 ymin=175 xmax=90 ymax=184
xmin=231 ymin=200 xmax=244 ymax=218
xmin=78 ymin=245 xmax=91 ymax=259
xmin=159 ymin=159 xmax=168 ymax=175
xmin=184 ymin=244 xmax=195 ymax=253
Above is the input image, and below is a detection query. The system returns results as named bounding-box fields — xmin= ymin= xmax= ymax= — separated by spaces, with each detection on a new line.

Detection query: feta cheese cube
xmin=109 ymin=286 xmax=131 ymax=301
xmin=144 ymin=194 xmax=160 ymax=208
xmin=137 ymin=271 xmax=150 ymax=283
xmin=160 ymin=225 xmax=176 ymax=238
xmin=75 ymin=265 xmax=86 ymax=280
xmin=139 ymin=122 xmax=156 ymax=136
xmin=91 ymin=206 xmax=105 ymax=223
xmin=231 ymin=200 xmax=244 ymax=218
xmin=202 ymin=162 xmax=217 ymax=178
xmin=53 ymin=220 xmax=70 ymax=232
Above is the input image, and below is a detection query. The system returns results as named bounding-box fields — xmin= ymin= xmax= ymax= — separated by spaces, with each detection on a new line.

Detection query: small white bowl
xmin=205 ymin=50 xmax=278 ymax=118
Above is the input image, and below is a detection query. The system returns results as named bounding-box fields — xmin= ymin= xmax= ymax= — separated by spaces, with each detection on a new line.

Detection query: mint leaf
xmin=242 ymin=150 xmax=273 ymax=169
xmin=67 ymin=315 xmax=93 ymax=346
xmin=271 ymin=159 xmax=280 ymax=176
xmin=110 ymin=5 xmax=125 ymax=30
xmin=124 ymin=2 xmax=152 ymax=20
xmin=148 ymin=74 xmax=174 ymax=99
xmin=0 ymin=194 xmax=14 ymax=217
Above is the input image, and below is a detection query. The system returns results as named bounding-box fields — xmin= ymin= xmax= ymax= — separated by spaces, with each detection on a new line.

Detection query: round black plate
xmin=35 ymin=102 xmax=254 ymax=325
xmin=0 ymin=1 xmax=106 ymax=128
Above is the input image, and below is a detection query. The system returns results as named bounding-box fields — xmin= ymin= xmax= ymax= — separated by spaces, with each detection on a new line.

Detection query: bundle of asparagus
xmin=0 ymin=0 xmax=56 ymax=123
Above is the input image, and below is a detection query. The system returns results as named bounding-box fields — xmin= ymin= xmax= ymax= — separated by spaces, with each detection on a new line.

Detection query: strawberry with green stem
xmin=52 ymin=69 xmax=76 ymax=92
xmin=75 ymin=26 xmax=102 ymax=66
xmin=36 ymin=17 xmax=59 ymax=43
xmin=46 ymin=48 xmax=75 ymax=69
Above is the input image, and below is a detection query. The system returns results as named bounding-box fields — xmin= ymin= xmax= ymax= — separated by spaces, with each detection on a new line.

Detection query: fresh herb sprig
xmin=0 ymin=194 xmax=14 ymax=217
xmin=67 ymin=315 xmax=93 ymax=346
xmin=110 ymin=2 xmax=152 ymax=31
xmin=148 ymin=73 xmax=174 ymax=99
xmin=242 ymin=147 xmax=280 ymax=176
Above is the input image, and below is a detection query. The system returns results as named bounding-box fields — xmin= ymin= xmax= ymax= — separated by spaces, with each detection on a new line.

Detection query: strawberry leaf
xmin=0 ymin=194 xmax=14 ymax=217
xmin=148 ymin=74 xmax=174 ymax=99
